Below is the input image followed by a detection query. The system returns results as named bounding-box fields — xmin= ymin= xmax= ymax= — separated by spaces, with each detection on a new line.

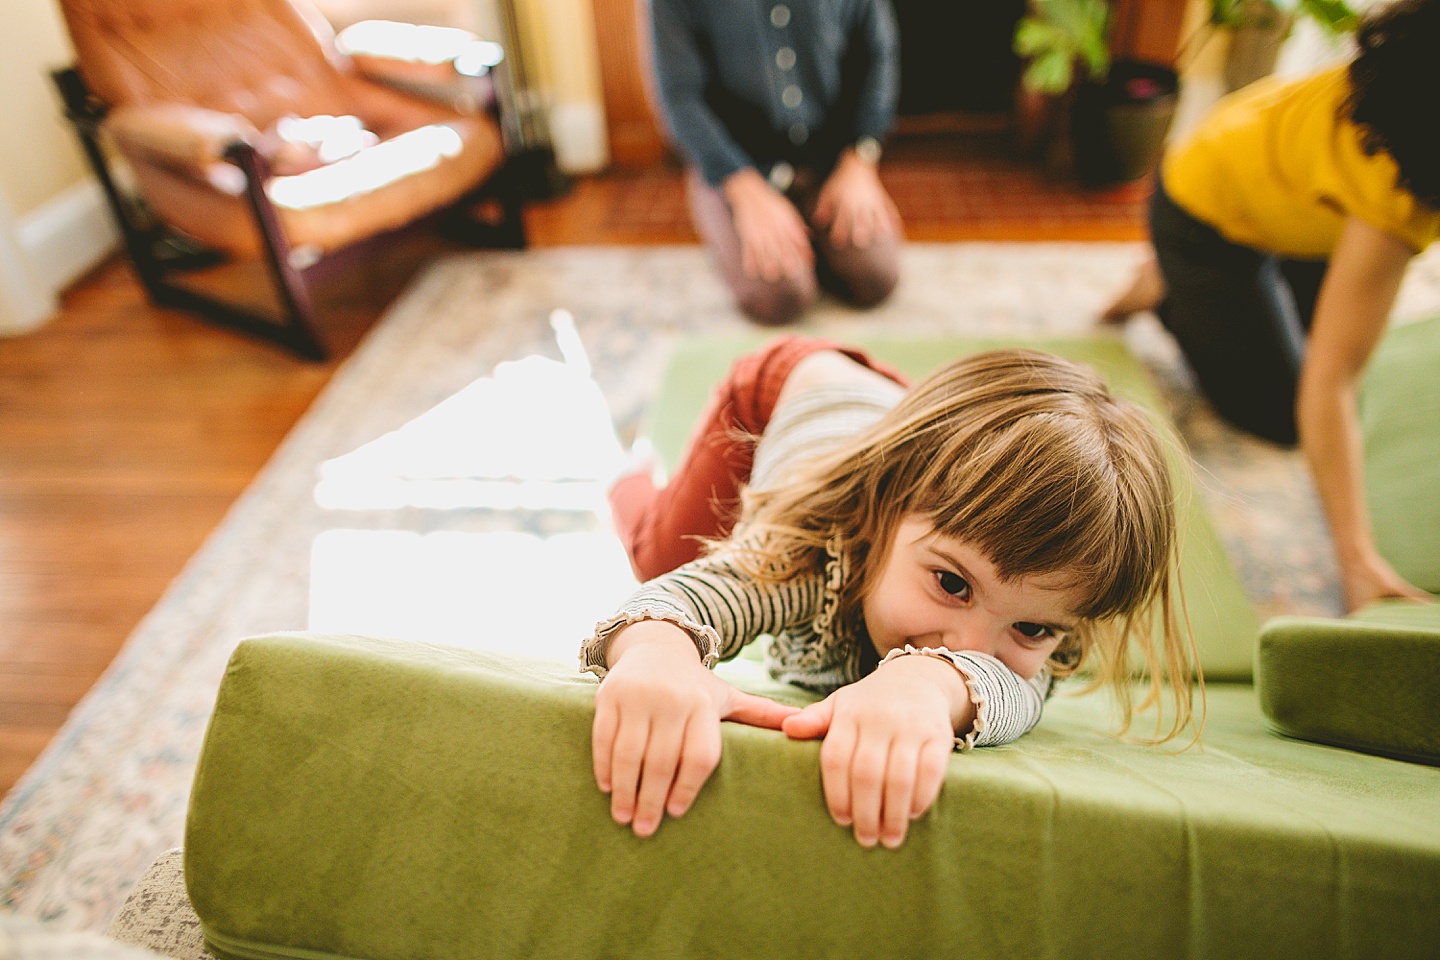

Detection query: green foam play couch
xmin=185 ymin=632 xmax=1440 ymax=960
xmin=182 ymin=333 xmax=1440 ymax=960
xmin=1258 ymin=601 xmax=1440 ymax=764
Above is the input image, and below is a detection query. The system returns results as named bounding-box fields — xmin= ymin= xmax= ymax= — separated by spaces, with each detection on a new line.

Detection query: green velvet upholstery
xmin=1257 ymin=601 xmax=1440 ymax=764
xmin=1253 ymin=316 xmax=1440 ymax=765
xmin=183 ymin=333 xmax=1440 ymax=960
xmin=1360 ymin=315 xmax=1440 ymax=594
xmin=186 ymin=633 xmax=1440 ymax=960
xmin=650 ymin=334 xmax=1260 ymax=680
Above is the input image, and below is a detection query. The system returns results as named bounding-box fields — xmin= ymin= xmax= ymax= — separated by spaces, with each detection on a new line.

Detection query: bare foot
xmin=1101 ymin=254 xmax=1165 ymax=324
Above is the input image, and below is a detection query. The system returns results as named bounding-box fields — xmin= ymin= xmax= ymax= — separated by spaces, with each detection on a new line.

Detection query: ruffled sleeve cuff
xmin=879 ymin=645 xmax=1047 ymax=750
xmin=580 ymin=607 xmax=722 ymax=678
xmin=880 ymin=645 xmax=987 ymax=750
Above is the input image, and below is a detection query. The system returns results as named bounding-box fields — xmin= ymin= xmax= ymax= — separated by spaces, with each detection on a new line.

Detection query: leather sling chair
xmin=53 ymin=0 xmax=524 ymax=359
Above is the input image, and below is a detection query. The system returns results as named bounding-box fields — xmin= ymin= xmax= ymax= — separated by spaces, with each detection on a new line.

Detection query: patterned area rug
xmin=3 ymin=242 xmax=1439 ymax=932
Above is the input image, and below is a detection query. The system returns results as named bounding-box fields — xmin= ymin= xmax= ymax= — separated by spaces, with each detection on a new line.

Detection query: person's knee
xmin=843 ymin=258 xmax=899 ymax=308
xmin=1216 ymin=397 xmax=1298 ymax=446
xmin=735 ymin=275 xmax=817 ymax=326
xmin=820 ymin=243 xmax=900 ymax=309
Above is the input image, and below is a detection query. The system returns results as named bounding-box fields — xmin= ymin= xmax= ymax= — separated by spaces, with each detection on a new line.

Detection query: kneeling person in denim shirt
xmin=650 ymin=0 xmax=903 ymax=325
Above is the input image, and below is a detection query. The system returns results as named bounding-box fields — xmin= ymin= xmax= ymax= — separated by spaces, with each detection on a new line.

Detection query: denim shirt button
xmin=770 ymin=4 xmax=791 ymax=28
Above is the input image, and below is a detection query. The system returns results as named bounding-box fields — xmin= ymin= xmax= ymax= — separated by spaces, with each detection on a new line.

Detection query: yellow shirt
xmin=1163 ymin=64 xmax=1440 ymax=259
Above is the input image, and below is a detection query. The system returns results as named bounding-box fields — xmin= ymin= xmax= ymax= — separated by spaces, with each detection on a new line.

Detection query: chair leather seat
xmin=127 ymin=108 xmax=503 ymax=256
xmin=63 ymin=0 xmax=507 ymax=257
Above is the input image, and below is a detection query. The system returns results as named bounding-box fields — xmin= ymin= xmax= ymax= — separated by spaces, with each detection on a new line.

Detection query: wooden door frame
xmin=592 ymin=0 xmax=669 ymax=166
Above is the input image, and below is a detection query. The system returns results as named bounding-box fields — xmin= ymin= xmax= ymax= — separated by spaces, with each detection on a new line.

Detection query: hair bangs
xmin=915 ymin=404 xmax=1171 ymax=622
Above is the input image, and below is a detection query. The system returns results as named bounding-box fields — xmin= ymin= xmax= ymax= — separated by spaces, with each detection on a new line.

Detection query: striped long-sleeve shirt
xmin=582 ymin=379 xmax=1050 ymax=748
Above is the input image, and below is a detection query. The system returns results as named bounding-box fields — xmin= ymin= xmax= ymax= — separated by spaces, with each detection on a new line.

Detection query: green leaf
xmin=1296 ymin=0 xmax=1359 ymax=34
xmin=1012 ymin=0 xmax=1111 ymax=91
xmin=1022 ymin=51 xmax=1075 ymax=94
xmin=1014 ymin=19 xmax=1065 ymax=58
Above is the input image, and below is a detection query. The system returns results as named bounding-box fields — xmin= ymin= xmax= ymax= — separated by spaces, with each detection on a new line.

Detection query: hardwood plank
xmin=0 ymin=253 xmax=340 ymax=797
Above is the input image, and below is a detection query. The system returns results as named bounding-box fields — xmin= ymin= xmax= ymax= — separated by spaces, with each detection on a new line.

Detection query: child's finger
xmin=817 ymin=715 xmax=856 ymax=826
xmin=846 ymin=735 xmax=890 ymax=848
xmin=879 ymin=741 xmax=919 ymax=849
xmin=666 ymin=715 xmax=722 ymax=818
xmin=631 ymin=719 xmax=684 ymax=837
xmin=833 ymin=204 xmax=857 ymax=248
xmin=910 ymin=738 xmax=951 ymax=820
xmin=606 ymin=713 xmax=651 ymax=827
xmin=780 ymin=698 xmax=833 ymax=740
xmin=726 ymin=691 xmax=802 ymax=730
xmin=591 ymin=698 xmax=619 ymax=793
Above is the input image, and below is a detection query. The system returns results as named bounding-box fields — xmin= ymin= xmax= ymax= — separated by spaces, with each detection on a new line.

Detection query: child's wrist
xmin=607 ymin=619 xmax=702 ymax=668
xmin=879 ymin=649 xmax=976 ymax=733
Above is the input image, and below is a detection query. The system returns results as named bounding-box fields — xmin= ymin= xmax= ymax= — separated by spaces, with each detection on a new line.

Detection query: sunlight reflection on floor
xmin=308 ymin=311 xmax=640 ymax=662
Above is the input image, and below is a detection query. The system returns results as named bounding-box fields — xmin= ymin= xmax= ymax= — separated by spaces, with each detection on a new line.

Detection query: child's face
xmin=861 ymin=516 xmax=1084 ymax=680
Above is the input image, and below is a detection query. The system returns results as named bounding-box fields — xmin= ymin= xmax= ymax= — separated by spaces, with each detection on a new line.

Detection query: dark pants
xmin=1150 ymin=180 xmax=1328 ymax=445
xmin=686 ymin=168 xmax=901 ymax=326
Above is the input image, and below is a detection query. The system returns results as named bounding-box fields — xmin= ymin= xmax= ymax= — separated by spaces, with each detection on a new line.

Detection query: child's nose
xmin=942 ymin=620 xmax=1005 ymax=658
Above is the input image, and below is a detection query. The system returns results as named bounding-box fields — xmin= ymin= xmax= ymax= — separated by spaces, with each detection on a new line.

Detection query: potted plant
xmin=1209 ymin=0 xmax=1359 ymax=92
xmin=1011 ymin=0 xmax=1359 ymax=185
xmin=1013 ymin=0 xmax=1179 ymax=186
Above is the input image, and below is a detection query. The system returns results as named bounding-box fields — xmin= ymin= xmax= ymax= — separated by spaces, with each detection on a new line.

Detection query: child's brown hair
xmin=729 ymin=348 xmax=1202 ymax=742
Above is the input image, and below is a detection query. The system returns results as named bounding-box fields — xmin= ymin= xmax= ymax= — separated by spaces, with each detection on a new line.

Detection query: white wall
xmin=318 ymin=0 xmax=610 ymax=171
xmin=0 ymin=189 xmax=51 ymax=335
xmin=508 ymin=0 xmax=609 ymax=172
xmin=0 ymin=0 xmax=118 ymax=335
xmin=1171 ymin=1 xmax=1355 ymax=145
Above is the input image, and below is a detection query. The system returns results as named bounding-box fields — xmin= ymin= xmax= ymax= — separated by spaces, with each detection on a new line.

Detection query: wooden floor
xmin=0 ymin=144 xmax=1145 ymax=798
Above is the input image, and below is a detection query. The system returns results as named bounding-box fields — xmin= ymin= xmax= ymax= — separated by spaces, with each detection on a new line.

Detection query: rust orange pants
xmin=609 ymin=336 xmax=909 ymax=582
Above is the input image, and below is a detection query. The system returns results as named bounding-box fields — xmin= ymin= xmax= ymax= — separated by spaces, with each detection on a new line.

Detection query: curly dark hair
xmin=1347 ymin=0 xmax=1440 ymax=209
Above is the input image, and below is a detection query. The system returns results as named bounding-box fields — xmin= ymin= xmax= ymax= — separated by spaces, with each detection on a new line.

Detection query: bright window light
xmin=267 ymin=124 xmax=463 ymax=210
xmin=309 ymin=529 xmax=639 ymax=662
xmin=315 ymin=312 xmax=628 ymax=513
xmin=336 ymin=19 xmax=503 ymax=72
xmin=274 ymin=114 xmax=377 ymax=164
xmin=309 ymin=312 xmax=638 ymax=652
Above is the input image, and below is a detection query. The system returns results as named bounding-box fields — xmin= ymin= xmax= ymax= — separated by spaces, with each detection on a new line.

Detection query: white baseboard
xmin=16 ymin=177 xmax=119 ymax=301
xmin=0 ymin=242 xmax=53 ymax=336
xmin=548 ymin=100 xmax=609 ymax=174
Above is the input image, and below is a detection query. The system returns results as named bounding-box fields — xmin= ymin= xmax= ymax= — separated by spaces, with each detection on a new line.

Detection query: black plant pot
xmin=1071 ymin=60 xmax=1179 ymax=186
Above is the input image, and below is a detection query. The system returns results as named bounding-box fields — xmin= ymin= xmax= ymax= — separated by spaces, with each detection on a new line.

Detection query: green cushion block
xmin=186 ymin=634 xmax=1440 ymax=960
xmin=1361 ymin=315 xmax=1440 ymax=594
xmin=651 ymin=334 xmax=1259 ymax=680
xmin=1257 ymin=599 xmax=1440 ymax=765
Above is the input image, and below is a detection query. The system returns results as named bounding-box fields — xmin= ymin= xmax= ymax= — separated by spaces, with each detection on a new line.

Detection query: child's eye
xmin=1014 ymin=622 xmax=1058 ymax=643
xmin=935 ymin=570 xmax=971 ymax=599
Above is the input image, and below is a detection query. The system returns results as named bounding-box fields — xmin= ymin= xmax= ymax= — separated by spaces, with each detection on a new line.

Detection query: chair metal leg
xmin=439 ymin=153 xmax=530 ymax=251
xmin=222 ymin=142 xmax=327 ymax=361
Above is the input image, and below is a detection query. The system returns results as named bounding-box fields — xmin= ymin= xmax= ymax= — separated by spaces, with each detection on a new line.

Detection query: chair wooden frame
xmin=52 ymin=66 xmax=527 ymax=361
